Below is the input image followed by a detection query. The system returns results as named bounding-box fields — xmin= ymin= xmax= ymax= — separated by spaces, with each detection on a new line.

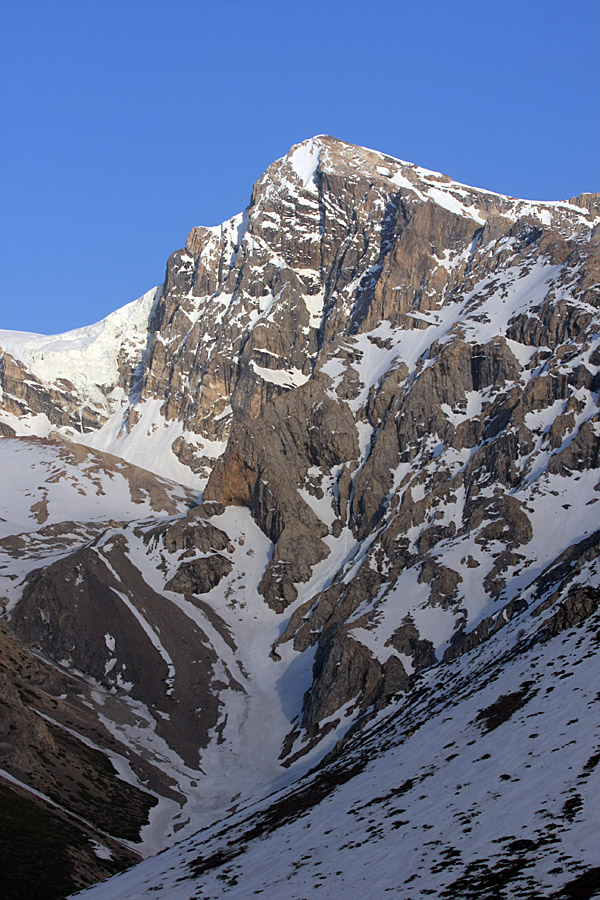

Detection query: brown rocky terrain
xmin=0 ymin=136 xmax=598 ymax=898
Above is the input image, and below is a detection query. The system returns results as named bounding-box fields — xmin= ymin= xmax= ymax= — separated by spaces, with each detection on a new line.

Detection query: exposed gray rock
xmin=1 ymin=137 xmax=599 ymax=897
xmin=166 ymin=554 xmax=233 ymax=595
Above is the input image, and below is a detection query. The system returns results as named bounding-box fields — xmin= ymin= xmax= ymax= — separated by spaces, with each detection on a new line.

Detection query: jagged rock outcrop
xmin=0 ymin=136 xmax=599 ymax=899
xmin=0 ymin=351 xmax=106 ymax=432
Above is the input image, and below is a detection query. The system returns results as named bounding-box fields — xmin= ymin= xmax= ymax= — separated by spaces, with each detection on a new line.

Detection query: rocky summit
xmin=1 ymin=136 xmax=599 ymax=900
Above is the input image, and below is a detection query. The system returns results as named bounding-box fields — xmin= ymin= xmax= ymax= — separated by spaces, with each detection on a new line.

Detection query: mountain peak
xmin=1 ymin=135 xmax=599 ymax=900
xmin=254 ymin=135 xmax=600 ymax=235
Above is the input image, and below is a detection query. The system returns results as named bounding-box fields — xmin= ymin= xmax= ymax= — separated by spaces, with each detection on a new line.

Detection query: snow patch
xmin=288 ymin=139 xmax=321 ymax=193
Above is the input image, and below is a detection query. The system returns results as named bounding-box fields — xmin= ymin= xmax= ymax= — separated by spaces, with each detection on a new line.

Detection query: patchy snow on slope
xmin=0 ymin=436 xmax=192 ymax=538
xmin=521 ymin=468 xmax=600 ymax=567
xmin=350 ymin=566 xmax=456 ymax=664
xmin=459 ymin=261 xmax=563 ymax=344
xmin=105 ymin=505 xmax=328 ymax=848
xmin=440 ymin=390 xmax=483 ymax=425
xmin=424 ymin=185 xmax=485 ymax=224
xmin=75 ymin=397 xmax=222 ymax=490
xmin=0 ymin=408 xmax=56 ymax=440
xmin=298 ymin=471 xmax=337 ymax=529
xmin=72 ymin=593 xmax=600 ymax=900
xmin=322 ymin=305 xmax=468 ymax=411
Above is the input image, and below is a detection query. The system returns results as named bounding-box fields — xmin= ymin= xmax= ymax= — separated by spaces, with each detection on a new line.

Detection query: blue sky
xmin=1 ymin=0 xmax=598 ymax=334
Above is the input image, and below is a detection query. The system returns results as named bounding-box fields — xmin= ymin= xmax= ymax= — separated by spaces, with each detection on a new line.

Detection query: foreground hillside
xmin=74 ymin=582 xmax=600 ymax=900
xmin=0 ymin=136 xmax=599 ymax=899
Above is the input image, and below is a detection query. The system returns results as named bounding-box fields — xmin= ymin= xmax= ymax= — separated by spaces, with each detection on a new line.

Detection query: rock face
xmin=0 ymin=136 xmax=599 ymax=898
xmin=0 ymin=622 xmax=148 ymax=900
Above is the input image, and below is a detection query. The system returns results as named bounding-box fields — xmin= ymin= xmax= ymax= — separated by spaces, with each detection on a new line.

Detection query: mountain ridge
xmin=1 ymin=135 xmax=599 ymax=899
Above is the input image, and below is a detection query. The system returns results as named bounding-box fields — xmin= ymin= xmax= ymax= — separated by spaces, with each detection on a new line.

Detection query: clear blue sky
xmin=1 ymin=0 xmax=598 ymax=334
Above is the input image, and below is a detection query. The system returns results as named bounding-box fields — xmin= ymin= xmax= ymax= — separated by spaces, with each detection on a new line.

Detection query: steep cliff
xmin=0 ymin=136 xmax=599 ymax=899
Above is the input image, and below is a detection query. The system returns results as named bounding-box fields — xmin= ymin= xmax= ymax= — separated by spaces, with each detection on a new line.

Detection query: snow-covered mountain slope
xmin=71 ymin=584 xmax=600 ymax=900
xmin=0 ymin=287 xmax=159 ymax=400
xmin=0 ymin=438 xmax=199 ymax=897
xmin=0 ymin=433 xmax=195 ymax=625
xmin=1 ymin=136 xmax=599 ymax=899
xmin=0 ymin=435 xmax=194 ymax=539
